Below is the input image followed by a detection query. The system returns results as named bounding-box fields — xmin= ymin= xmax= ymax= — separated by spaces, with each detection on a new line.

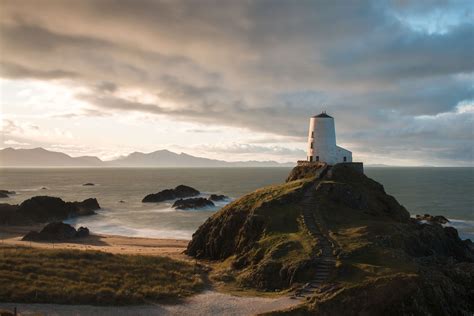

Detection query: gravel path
xmin=0 ymin=291 xmax=301 ymax=316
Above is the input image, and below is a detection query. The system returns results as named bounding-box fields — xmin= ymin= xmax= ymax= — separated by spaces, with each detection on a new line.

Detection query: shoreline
xmin=0 ymin=225 xmax=189 ymax=259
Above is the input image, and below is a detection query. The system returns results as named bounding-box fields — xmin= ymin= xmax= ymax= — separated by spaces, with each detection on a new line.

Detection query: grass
xmin=0 ymin=246 xmax=205 ymax=305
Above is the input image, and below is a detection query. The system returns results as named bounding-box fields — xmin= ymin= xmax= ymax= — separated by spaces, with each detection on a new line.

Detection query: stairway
xmin=293 ymin=166 xmax=336 ymax=298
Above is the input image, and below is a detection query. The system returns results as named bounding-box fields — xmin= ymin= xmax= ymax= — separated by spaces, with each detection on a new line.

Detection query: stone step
xmin=312 ymin=278 xmax=328 ymax=282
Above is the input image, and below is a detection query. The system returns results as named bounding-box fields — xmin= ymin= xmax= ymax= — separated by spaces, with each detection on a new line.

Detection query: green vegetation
xmin=0 ymin=246 xmax=205 ymax=305
xmin=200 ymin=178 xmax=318 ymax=290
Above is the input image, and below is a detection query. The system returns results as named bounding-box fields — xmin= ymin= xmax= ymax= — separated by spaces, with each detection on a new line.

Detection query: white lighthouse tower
xmin=307 ymin=112 xmax=352 ymax=165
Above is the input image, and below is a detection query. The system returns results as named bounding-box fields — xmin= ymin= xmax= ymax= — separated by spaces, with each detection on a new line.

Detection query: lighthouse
xmin=307 ymin=112 xmax=352 ymax=165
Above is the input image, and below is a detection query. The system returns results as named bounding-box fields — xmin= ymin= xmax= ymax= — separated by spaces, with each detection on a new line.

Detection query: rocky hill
xmin=186 ymin=163 xmax=474 ymax=315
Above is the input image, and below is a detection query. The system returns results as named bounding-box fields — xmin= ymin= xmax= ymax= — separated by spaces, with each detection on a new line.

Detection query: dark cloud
xmin=0 ymin=0 xmax=473 ymax=165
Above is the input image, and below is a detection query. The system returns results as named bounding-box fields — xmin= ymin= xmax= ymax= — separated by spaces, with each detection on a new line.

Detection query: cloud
xmin=3 ymin=139 xmax=30 ymax=146
xmin=0 ymin=0 xmax=473 ymax=165
xmin=200 ymin=143 xmax=306 ymax=157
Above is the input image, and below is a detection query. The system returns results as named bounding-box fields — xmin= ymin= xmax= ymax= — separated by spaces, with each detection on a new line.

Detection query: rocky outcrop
xmin=187 ymin=163 xmax=474 ymax=314
xmin=142 ymin=185 xmax=200 ymax=203
xmin=415 ymin=213 xmax=450 ymax=224
xmin=208 ymin=194 xmax=229 ymax=201
xmin=0 ymin=196 xmax=100 ymax=225
xmin=22 ymin=222 xmax=90 ymax=241
xmin=286 ymin=162 xmax=327 ymax=182
xmin=172 ymin=198 xmax=215 ymax=210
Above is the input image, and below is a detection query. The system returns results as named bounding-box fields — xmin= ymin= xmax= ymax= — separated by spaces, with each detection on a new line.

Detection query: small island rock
xmin=172 ymin=198 xmax=215 ymax=210
xmin=208 ymin=194 xmax=229 ymax=202
xmin=142 ymin=185 xmax=200 ymax=203
xmin=83 ymin=183 xmax=95 ymax=186
xmin=0 ymin=196 xmax=100 ymax=225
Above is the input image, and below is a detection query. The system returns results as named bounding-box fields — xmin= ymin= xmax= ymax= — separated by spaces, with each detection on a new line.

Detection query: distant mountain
xmin=0 ymin=147 xmax=104 ymax=167
xmin=110 ymin=149 xmax=293 ymax=167
xmin=0 ymin=147 xmax=294 ymax=168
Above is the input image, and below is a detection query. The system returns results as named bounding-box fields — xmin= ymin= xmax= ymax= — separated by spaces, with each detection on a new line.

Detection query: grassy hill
xmin=0 ymin=246 xmax=205 ymax=305
xmin=187 ymin=163 xmax=474 ymax=315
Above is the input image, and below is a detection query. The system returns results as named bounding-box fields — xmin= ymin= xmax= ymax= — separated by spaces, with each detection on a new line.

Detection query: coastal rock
xmin=76 ymin=226 xmax=90 ymax=238
xmin=416 ymin=213 xmax=450 ymax=225
xmin=22 ymin=222 xmax=90 ymax=241
xmin=22 ymin=222 xmax=77 ymax=241
xmin=142 ymin=185 xmax=200 ymax=203
xmin=285 ymin=162 xmax=327 ymax=182
xmin=187 ymin=163 xmax=474 ymax=314
xmin=0 ymin=196 xmax=100 ymax=225
xmin=0 ymin=192 xmax=8 ymax=198
xmin=73 ymin=198 xmax=100 ymax=216
xmin=208 ymin=194 xmax=229 ymax=201
xmin=172 ymin=198 xmax=214 ymax=210
xmin=82 ymin=183 xmax=95 ymax=186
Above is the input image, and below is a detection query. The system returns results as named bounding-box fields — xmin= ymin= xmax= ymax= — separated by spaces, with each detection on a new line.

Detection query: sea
xmin=1 ymin=167 xmax=473 ymax=240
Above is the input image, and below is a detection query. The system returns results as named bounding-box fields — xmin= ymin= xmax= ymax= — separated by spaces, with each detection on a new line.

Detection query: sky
xmin=0 ymin=0 xmax=473 ymax=166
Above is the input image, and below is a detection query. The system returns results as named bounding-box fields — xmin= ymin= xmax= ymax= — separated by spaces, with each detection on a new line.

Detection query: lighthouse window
xmin=310 ymin=142 xmax=313 ymax=149
xmin=311 ymin=131 xmax=314 ymax=138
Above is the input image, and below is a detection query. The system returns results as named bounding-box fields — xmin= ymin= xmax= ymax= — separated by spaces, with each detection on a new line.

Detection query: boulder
xmin=73 ymin=198 xmax=100 ymax=216
xmin=209 ymin=194 xmax=229 ymax=201
xmin=172 ymin=198 xmax=215 ymax=210
xmin=174 ymin=185 xmax=200 ymax=197
xmin=0 ymin=192 xmax=8 ymax=198
xmin=142 ymin=185 xmax=200 ymax=202
xmin=76 ymin=226 xmax=90 ymax=238
xmin=22 ymin=222 xmax=78 ymax=241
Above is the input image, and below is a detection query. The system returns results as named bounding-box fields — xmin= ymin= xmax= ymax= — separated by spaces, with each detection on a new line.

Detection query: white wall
xmin=307 ymin=116 xmax=352 ymax=165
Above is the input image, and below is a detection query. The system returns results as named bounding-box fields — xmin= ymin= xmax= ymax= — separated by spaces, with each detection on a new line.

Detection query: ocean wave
xmin=446 ymin=218 xmax=474 ymax=240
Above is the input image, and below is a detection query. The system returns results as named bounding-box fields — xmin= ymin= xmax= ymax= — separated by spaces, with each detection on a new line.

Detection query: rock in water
xmin=73 ymin=198 xmax=100 ymax=216
xmin=416 ymin=213 xmax=450 ymax=224
xmin=209 ymin=194 xmax=229 ymax=201
xmin=0 ymin=196 xmax=100 ymax=225
xmin=173 ymin=198 xmax=214 ymax=210
xmin=142 ymin=185 xmax=200 ymax=202
xmin=82 ymin=183 xmax=95 ymax=186
xmin=186 ymin=163 xmax=474 ymax=314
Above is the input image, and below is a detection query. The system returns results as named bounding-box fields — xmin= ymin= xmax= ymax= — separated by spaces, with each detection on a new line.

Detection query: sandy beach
xmin=0 ymin=225 xmax=189 ymax=259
